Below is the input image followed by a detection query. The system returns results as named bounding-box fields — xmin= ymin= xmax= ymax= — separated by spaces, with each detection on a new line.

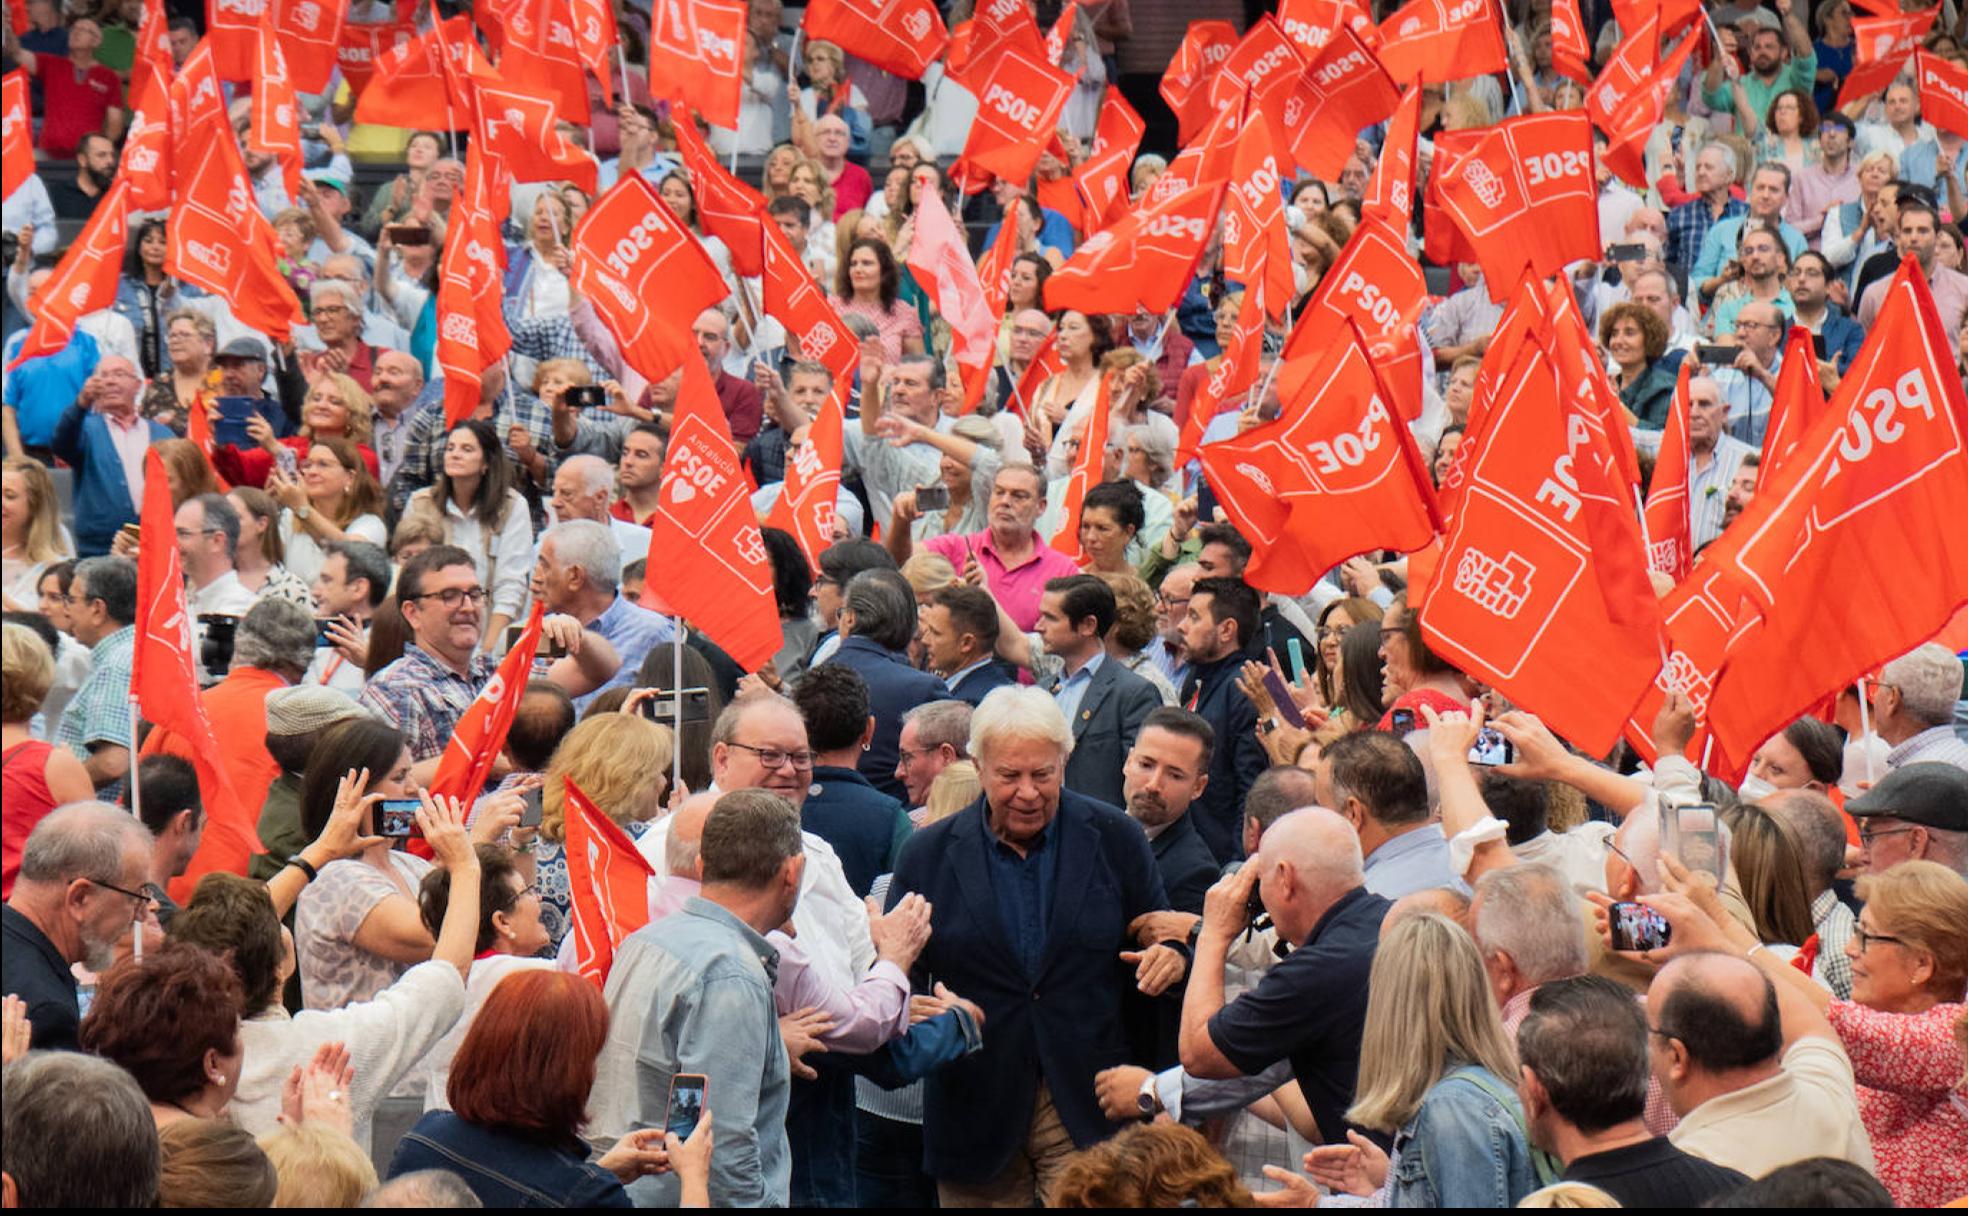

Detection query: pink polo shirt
xmin=924 ymin=529 xmax=1082 ymax=632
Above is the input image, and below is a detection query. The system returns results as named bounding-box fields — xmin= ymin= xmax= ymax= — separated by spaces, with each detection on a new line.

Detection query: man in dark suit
xmin=820 ymin=569 xmax=949 ymax=801
xmin=1121 ymin=708 xmax=1220 ymax=914
xmin=887 ymin=687 xmax=1185 ymax=1204
xmin=790 ymin=664 xmax=912 ymax=897
xmin=1177 ymin=577 xmax=1271 ymax=863
xmin=1039 ymin=575 xmax=1161 ymax=810
xmin=919 ymin=585 xmax=1014 ymax=706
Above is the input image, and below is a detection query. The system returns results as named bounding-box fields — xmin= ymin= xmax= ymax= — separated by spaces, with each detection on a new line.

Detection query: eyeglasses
xmin=87 ymin=876 xmax=156 ymax=919
xmin=1318 ymin=626 xmax=1348 ymax=640
xmin=1857 ymin=823 xmax=1915 ymax=847
xmin=726 ymin=741 xmax=816 ymax=771
xmin=1601 ymin=835 xmax=1638 ymax=870
xmin=407 ymin=586 xmax=487 ymax=608
xmin=1852 ymin=923 xmax=1906 ymax=952
xmin=174 ymin=527 xmax=222 ymax=539
xmin=312 ymin=305 xmax=354 ymax=318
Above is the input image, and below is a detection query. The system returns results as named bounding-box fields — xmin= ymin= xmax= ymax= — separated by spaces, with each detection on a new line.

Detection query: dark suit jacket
xmin=801 ymin=765 xmax=911 ymax=897
xmin=1056 ymin=657 xmax=1161 ymax=809
xmin=1181 ymin=652 xmax=1268 ymax=864
xmin=947 ymin=659 xmax=1015 ymax=706
xmin=888 ymin=790 xmax=1169 ymax=1184
xmin=822 ymin=635 xmax=951 ymax=802
xmin=1150 ymin=812 xmax=1221 ymax=915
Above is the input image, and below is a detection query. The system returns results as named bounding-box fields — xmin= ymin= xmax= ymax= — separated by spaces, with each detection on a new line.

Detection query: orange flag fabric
xmin=1160 ymin=21 xmax=1239 ymax=144
xmin=1643 ymin=360 xmax=1695 ymax=582
xmin=1008 ymin=333 xmax=1065 ymax=420
xmin=336 ymin=17 xmax=418 ymax=95
xmin=251 ymin=8 xmax=304 ymax=201
xmin=1376 ymin=0 xmax=1508 ymax=84
xmin=1283 ymin=24 xmax=1402 ymax=181
xmin=470 ymin=74 xmax=599 ymax=193
xmin=564 ymin=776 xmax=657 ymax=990
xmin=906 ymin=177 xmax=998 ymax=411
xmin=1434 ymin=111 xmax=1602 ymax=299
xmin=761 ymin=217 xmax=858 ymax=382
xmin=428 ymin=603 xmax=544 ymax=803
xmin=1202 ymin=326 xmax=1441 ymax=595
xmin=435 ymin=157 xmax=513 ymax=427
xmin=571 ymin=174 xmax=733 ymax=390
xmin=1175 ymin=282 xmax=1266 ymax=466
xmin=1206 ymin=17 xmax=1307 ymax=138
xmin=205 ymin=0 xmax=258 ymax=80
xmin=1549 ymin=0 xmax=1593 ymax=83
xmin=355 ymin=16 xmax=489 ymax=128
xmin=1834 ymin=7 xmax=1937 ymax=110
xmin=570 ymin=0 xmax=620 ymax=105
xmin=1419 ymin=342 xmax=1664 ymax=754
xmin=644 ymin=360 xmax=784 ymax=671
xmin=1620 ymin=564 xmax=1755 ymax=775
xmin=1362 ymin=81 xmax=1422 ymax=233
xmin=8 ymin=179 xmax=129 ymax=369
xmin=268 ymin=0 xmax=345 ymax=94
xmin=978 ymin=197 xmax=1023 ymax=320
xmin=947 ymin=0 xmax=1045 ymax=90
xmin=1045 ymin=180 xmax=1224 ymax=316
xmin=1044 ymin=0 xmax=1078 ymax=64
xmin=136 ymin=449 xmax=259 ymax=902
xmin=1278 ymin=0 xmax=1382 ymax=57
xmin=1222 ymin=110 xmax=1296 ymax=322
xmin=2 ymin=74 xmax=30 ymax=199
xmin=647 ymin=0 xmax=745 ymax=129
xmin=1589 ymin=15 xmax=1698 ymax=189
xmin=671 ymin=109 xmax=766 ymax=276
xmin=1759 ymin=326 xmax=1829 ymax=478
xmin=1276 ymin=217 xmax=1429 ymax=423
xmin=1915 ymin=50 xmax=1968 ymax=138
xmin=1049 ymin=373 xmax=1113 ymax=560
xmin=767 ymin=371 xmax=852 ymax=575
xmin=956 ymin=44 xmax=1075 ymax=188
xmin=490 ymin=0 xmax=593 ymax=124
xmin=802 ymin=0 xmax=950 ymax=80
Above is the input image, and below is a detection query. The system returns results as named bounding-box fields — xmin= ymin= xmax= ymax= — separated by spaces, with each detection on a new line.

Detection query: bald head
xmin=1385 ymin=886 xmax=1472 ymax=936
xmin=1255 ymin=807 xmax=1365 ymax=944
xmin=664 ymin=791 xmax=719 ymax=879
xmin=1651 ymin=952 xmax=1783 ymax=1108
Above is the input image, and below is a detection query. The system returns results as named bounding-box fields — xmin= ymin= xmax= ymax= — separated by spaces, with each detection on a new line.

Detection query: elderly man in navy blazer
xmin=887 ymin=686 xmax=1187 ymax=1204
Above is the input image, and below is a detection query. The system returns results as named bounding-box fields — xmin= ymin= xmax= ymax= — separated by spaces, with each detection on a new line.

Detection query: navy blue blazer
xmin=1056 ymin=658 xmax=1161 ymax=810
xmin=947 ymin=659 xmax=1015 ymax=707
xmin=801 ymin=765 xmax=911 ymax=897
xmin=887 ymin=789 xmax=1170 ymax=1185
xmin=1180 ymin=653 xmax=1269 ymax=864
xmin=821 ymin=635 xmax=950 ymax=802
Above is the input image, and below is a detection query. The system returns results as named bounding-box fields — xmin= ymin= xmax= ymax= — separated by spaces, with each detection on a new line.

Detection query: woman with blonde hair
xmin=761 ymin=142 xmax=802 ymax=201
xmin=1 ymin=457 xmax=69 ymax=607
xmin=142 ymin=307 xmax=221 ymax=434
xmin=920 ymin=760 xmax=981 ymax=827
xmin=1719 ymin=802 xmax=1816 ymax=948
xmin=271 ymin=435 xmax=388 ymax=585
xmin=157 ymin=1118 xmax=280 ymax=1208
xmin=1517 ymin=1181 xmax=1622 ymax=1208
xmin=259 ymin=1121 xmax=378 ymax=1208
xmin=533 ymin=713 xmax=675 ymax=948
xmin=214 ymin=371 xmax=380 ymax=488
xmin=1293 ymin=913 xmax=1542 ymax=1207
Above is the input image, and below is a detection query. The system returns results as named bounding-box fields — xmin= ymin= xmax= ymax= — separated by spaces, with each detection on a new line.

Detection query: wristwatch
xmin=294 ymin=504 xmax=313 ymax=521
xmin=1136 ymin=1075 xmax=1164 ymax=1121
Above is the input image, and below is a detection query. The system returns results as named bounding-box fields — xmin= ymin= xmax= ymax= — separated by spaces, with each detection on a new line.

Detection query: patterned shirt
xmin=1810 ymin=888 xmax=1855 ymax=1000
xmin=293 ymin=851 xmax=435 ymax=1011
xmin=1885 ymin=724 xmax=1968 ymax=773
xmin=55 ymin=625 xmax=135 ymax=759
xmin=358 ymin=642 xmax=493 ymax=763
xmin=1827 ymin=999 xmax=1966 ymax=1208
xmin=1666 ymin=196 xmax=1748 ymax=277
xmin=1689 ymin=434 xmax=1756 ymax=552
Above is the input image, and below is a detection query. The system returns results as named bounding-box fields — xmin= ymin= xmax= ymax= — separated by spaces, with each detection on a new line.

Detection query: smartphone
xmin=638 ymin=687 xmax=714 ymax=725
xmin=508 ymin=623 xmax=567 ymax=659
xmin=519 ymin=787 xmax=544 ymax=829
xmin=564 ymin=384 xmax=608 ymax=409
xmin=1663 ymin=803 xmax=1722 ymax=881
xmin=385 ymin=223 xmax=431 ymax=246
xmin=1695 ymin=343 xmax=1738 ymax=366
xmin=1810 ymin=331 xmax=1828 ymax=360
xmin=1606 ymin=242 xmax=1647 ymax=262
xmin=1607 ymin=901 xmax=1672 ymax=952
xmin=1263 ymin=669 xmax=1307 ymax=729
xmin=1467 ymin=725 xmax=1515 ymax=767
xmin=273 ymin=443 xmax=301 ymax=483
xmin=665 ymin=1074 xmax=708 ymax=1141
xmin=914 ymin=482 xmax=950 ymax=512
xmin=1389 ymin=707 xmax=1417 ymax=735
xmin=1284 ymin=637 xmax=1306 ymax=684
xmin=214 ymin=396 xmax=260 ymax=448
xmin=377 ymin=798 xmax=420 ymax=840
xmin=314 ymin=616 xmax=343 ymax=647
xmin=118 ymin=521 xmax=143 ymax=546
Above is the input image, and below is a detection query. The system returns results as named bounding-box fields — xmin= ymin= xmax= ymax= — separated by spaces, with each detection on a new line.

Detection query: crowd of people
xmin=3 ymin=0 xmax=1968 ymax=1208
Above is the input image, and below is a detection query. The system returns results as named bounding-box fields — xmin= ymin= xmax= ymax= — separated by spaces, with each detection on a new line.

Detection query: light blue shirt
xmin=573 ymin=593 xmax=678 ymax=710
xmin=1362 ymin=823 xmax=1464 ymax=900
xmin=1 ymin=175 xmax=57 ymax=257
xmin=1052 ymin=648 xmax=1105 ymax=726
xmin=1691 ymin=216 xmax=1808 ymax=295
xmin=1712 ymin=349 xmax=1781 ymax=446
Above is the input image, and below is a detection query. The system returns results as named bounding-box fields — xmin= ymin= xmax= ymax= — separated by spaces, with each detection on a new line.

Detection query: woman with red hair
xmin=384 ymin=970 xmax=713 ymax=1207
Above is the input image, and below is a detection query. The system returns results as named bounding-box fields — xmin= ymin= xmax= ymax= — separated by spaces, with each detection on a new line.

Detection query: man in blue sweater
xmin=50 ymin=356 xmax=170 ymax=555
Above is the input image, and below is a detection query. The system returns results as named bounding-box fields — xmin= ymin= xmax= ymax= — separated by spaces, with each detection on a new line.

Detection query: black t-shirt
xmin=1 ymin=904 xmax=81 ymax=1052
xmin=1563 ymin=1136 xmax=1750 ymax=1208
xmin=1206 ymin=885 xmax=1391 ymax=1144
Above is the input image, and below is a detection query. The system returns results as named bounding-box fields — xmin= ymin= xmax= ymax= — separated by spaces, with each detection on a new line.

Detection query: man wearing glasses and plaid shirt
xmin=359 ymin=546 xmax=496 ymax=788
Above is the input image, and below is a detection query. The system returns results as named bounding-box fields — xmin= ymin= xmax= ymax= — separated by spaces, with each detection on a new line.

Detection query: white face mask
xmin=1737 ymin=774 xmax=1777 ymax=802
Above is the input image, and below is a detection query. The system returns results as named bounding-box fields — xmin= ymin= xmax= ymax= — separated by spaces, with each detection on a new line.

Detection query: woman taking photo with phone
xmin=269 ymin=436 xmax=388 ymax=585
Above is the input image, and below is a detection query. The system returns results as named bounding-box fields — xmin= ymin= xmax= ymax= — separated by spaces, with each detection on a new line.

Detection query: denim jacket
xmin=1386 ymin=1064 xmax=1541 ymax=1208
xmin=388 ymin=1112 xmax=627 ymax=1208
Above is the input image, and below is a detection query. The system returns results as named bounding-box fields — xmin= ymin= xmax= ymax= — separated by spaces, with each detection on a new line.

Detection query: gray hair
xmin=73 ymin=556 xmax=138 ymax=626
xmin=309 ymin=278 xmax=362 ymax=315
xmin=896 ymin=352 xmax=945 ymax=390
xmin=3 ymin=1051 xmax=162 ymax=1208
xmin=1881 ymin=642 xmax=1962 ymax=727
xmin=1472 ymin=863 xmax=1589 ymax=985
xmin=189 ymin=491 xmax=242 ymax=563
xmin=1123 ymin=425 xmax=1174 ymax=485
xmin=231 ymin=597 xmax=317 ymax=678
xmin=1700 ymin=140 xmax=1740 ymax=184
xmin=969 ymin=685 xmax=1073 ymax=763
xmin=16 ymin=802 xmax=153 ymax=887
xmin=559 ymin=453 xmax=615 ymax=497
xmin=700 ymin=789 xmax=804 ymax=889
xmin=1763 ymin=789 xmax=1846 ymax=893
xmin=841 ymin=311 xmax=880 ymax=341
xmin=361 ymin=1170 xmax=484 ymax=1208
xmin=842 ymin=568 xmax=918 ymax=652
xmin=544 ymin=519 xmax=622 ymax=593
xmin=903 ymin=700 xmax=972 ymax=757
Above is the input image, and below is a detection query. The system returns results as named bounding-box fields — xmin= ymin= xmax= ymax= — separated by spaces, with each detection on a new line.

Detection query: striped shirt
xmin=1689 ymin=434 xmax=1756 ymax=552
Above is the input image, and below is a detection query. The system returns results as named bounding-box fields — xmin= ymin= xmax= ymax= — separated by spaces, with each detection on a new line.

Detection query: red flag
xmin=1362 ymin=82 xmax=1421 ymax=233
xmin=1914 ymin=51 xmax=1968 ymax=141
xmin=3 ymin=71 xmax=35 ymax=222
xmin=167 ymin=47 xmax=304 ymax=343
xmin=647 ymin=0 xmax=746 ymax=129
xmin=571 ymin=174 xmax=732 ymax=390
xmin=1834 ymin=8 xmax=1937 ymax=110
xmin=1376 ymin=0 xmax=1507 ymax=84
xmin=129 ymin=0 xmax=173 ymax=121
xmin=1203 ymin=325 xmax=1441 ymax=595
xmin=1282 ymin=24 xmax=1401 ymax=181
xmin=1430 ymin=276 xmax=1552 ymax=527
xmin=1050 ymin=373 xmax=1113 ymax=560
xmin=205 ymin=0 xmax=259 ymax=80
xmin=488 ymin=0 xmax=593 ymax=124
xmin=135 ymin=449 xmax=259 ymax=903
xmin=1549 ymin=0 xmax=1593 ymax=84
xmin=470 ymin=75 xmax=599 ymax=192
xmin=1175 ymin=282 xmax=1266 ymax=466
xmin=1620 ymin=564 xmax=1756 ymax=774
xmin=1160 ymin=21 xmax=1239 ymax=144
xmin=1044 ymin=0 xmax=1078 ymax=64
xmin=671 ymin=110 xmax=766 ymax=277
xmin=1419 ymin=342 xmax=1665 ymax=753
xmin=1703 ymin=259 xmax=1968 ymax=763
xmin=1544 ymin=282 xmax=1641 ymax=492
xmin=355 ymin=17 xmax=491 ymax=129
xmin=1760 ymin=326 xmax=1828 ymax=477
xmin=1435 ymin=111 xmax=1601 ymax=299
xmin=267 ymin=0 xmax=344 ymax=94
xmin=762 ymin=217 xmax=857 ymax=382
xmin=1611 ymin=0 xmax=1701 ymax=39
xmin=802 ymin=0 xmax=950 ymax=81
xmin=956 ymin=43 xmax=1075 ymax=188
xmin=1222 ymin=111 xmax=1296 ymax=322
xmin=251 ymin=7 xmax=303 ymax=202
xmin=643 ymin=359 xmax=783 ymax=672
xmin=1142 ymin=98 xmax=1242 ymax=208
xmin=1074 ymin=87 xmax=1145 ymax=230
xmin=1422 ymin=126 xmax=1485 ymax=269
xmin=1277 ymin=217 xmax=1429 ymax=423
xmin=570 ymin=0 xmax=621 ymax=106
xmin=906 ymin=176 xmax=998 ymax=412
xmin=1008 ymin=333 xmax=1065 ymax=421
xmin=563 ymin=775 xmax=657 ymax=990
xmin=435 ymin=157 xmax=513 ymax=427
xmin=336 ymin=18 xmax=418 ymax=94
xmin=428 ymin=603 xmax=544 ymax=802
xmin=1206 ymin=17 xmax=1308 ymax=138
xmin=1590 ymin=17 xmax=1699 ymax=189
xmin=947 ymin=0 xmax=1045 ymax=91
xmin=1045 ymin=180 xmax=1224 ymax=316
xmin=118 ymin=109 xmax=172 ymax=213
xmin=7 ymin=180 xmax=130 ymax=370
xmin=978 ymin=197 xmax=1023 ymax=320
xmin=1278 ymin=0 xmax=1382 ymax=58
xmin=1643 ymin=360 xmax=1694 ymax=582
xmin=767 ymin=371 xmax=851 ymax=575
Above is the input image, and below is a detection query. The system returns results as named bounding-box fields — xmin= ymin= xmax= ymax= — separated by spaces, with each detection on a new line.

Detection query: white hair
xmin=1472 ymin=863 xmax=1589 ymax=985
xmin=1881 ymin=642 xmax=1963 ymax=727
xmin=543 ymin=519 xmax=622 ymax=593
xmin=559 ymin=453 xmax=615 ymax=498
xmin=309 ymin=279 xmax=361 ymax=314
xmin=969 ymin=685 xmax=1073 ymax=762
